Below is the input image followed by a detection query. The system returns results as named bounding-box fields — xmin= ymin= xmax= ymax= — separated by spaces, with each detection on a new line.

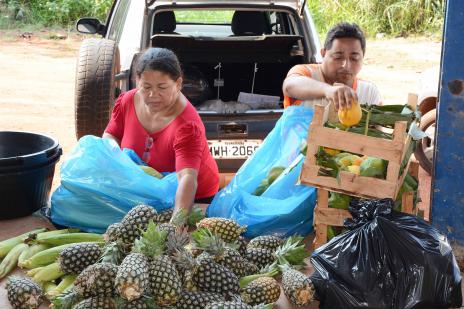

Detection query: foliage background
xmin=0 ymin=0 xmax=445 ymax=37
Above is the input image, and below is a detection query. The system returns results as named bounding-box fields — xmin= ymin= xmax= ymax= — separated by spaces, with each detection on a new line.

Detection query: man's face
xmin=321 ymin=37 xmax=364 ymax=86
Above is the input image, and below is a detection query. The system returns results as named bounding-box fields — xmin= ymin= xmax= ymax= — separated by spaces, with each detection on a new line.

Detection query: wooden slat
xmin=314 ymin=207 xmax=352 ymax=226
xmin=307 ymin=126 xmax=404 ymax=162
xmin=401 ymin=191 xmax=415 ymax=215
xmin=300 ymin=163 xmax=398 ymax=199
xmin=317 ymin=188 xmax=329 ymax=209
xmin=314 ymin=222 xmax=327 ymax=249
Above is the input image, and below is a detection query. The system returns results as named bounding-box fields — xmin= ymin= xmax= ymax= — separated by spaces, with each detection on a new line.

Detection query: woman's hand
xmin=171 ymin=168 xmax=198 ymax=226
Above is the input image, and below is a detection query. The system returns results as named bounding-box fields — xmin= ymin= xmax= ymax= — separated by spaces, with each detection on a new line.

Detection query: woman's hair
xmin=136 ymin=47 xmax=182 ymax=80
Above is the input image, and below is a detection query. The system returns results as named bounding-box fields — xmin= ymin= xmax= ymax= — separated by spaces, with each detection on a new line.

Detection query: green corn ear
xmin=36 ymin=233 xmax=103 ymax=246
xmin=18 ymin=244 xmax=51 ymax=268
xmin=0 ymin=243 xmax=29 ymax=279
xmin=0 ymin=228 xmax=47 ymax=258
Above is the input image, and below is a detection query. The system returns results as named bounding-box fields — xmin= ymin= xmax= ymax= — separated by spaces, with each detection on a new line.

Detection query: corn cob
xmin=18 ymin=244 xmax=51 ymax=268
xmin=36 ymin=233 xmax=103 ymax=246
xmin=46 ymin=275 xmax=76 ymax=300
xmin=0 ymin=228 xmax=47 ymax=258
xmin=34 ymin=229 xmax=80 ymax=242
xmin=33 ymin=262 xmax=64 ymax=283
xmin=43 ymin=281 xmax=58 ymax=294
xmin=0 ymin=243 xmax=29 ymax=279
xmin=26 ymin=266 xmax=45 ymax=277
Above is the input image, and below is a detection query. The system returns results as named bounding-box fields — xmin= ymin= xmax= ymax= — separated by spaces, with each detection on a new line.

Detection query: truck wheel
xmin=75 ymin=38 xmax=120 ymax=139
xmin=414 ymin=109 xmax=436 ymax=175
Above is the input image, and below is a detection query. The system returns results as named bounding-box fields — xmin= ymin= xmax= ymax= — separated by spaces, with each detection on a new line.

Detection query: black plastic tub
xmin=0 ymin=131 xmax=62 ymax=219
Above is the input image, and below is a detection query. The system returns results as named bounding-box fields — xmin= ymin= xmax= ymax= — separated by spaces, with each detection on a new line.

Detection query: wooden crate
xmin=300 ymin=94 xmax=418 ymax=200
xmin=313 ymin=161 xmax=420 ymax=249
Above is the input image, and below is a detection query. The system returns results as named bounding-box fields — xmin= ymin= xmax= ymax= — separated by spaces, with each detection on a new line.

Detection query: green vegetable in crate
xmin=394 ymin=173 xmax=418 ymax=211
xmin=359 ymin=157 xmax=387 ymax=178
xmin=328 ymin=192 xmax=351 ymax=210
xmin=327 ymin=226 xmax=336 ymax=241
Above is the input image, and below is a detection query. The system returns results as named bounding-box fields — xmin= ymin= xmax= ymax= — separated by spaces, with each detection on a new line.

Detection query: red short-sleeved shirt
xmin=105 ymin=89 xmax=219 ymax=199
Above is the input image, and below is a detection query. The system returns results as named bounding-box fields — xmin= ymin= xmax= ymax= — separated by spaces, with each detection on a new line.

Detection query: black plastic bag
xmin=310 ymin=198 xmax=462 ymax=309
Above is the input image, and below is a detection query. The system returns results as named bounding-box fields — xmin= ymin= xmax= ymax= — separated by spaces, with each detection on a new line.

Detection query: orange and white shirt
xmin=283 ymin=63 xmax=382 ymax=108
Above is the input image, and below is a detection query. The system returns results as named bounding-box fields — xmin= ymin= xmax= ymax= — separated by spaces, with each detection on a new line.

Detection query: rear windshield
xmin=152 ymin=9 xmax=296 ymax=37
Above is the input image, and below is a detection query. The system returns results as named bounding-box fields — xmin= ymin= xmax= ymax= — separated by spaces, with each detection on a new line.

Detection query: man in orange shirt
xmin=283 ymin=22 xmax=381 ymax=111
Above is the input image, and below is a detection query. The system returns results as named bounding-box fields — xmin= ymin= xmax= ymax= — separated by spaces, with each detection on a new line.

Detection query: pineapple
xmin=242 ymin=261 xmax=260 ymax=277
xmin=104 ymin=222 xmax=121 ymax=243
xmin=197 ymin=218 xmax=247 ymax=243
xmin=206 ymin=301 xmax=273 ymax=309
xmin=58 ymin=242 xmax=102 ymax=274
xmin=115 ymin=295 xmax=157 ymax=308
xmin=73 ymin=296 xmax=115 ymax=309
xmin=118 ymin=205 xmax=157 ymax=244
xmin=175 ymin=291 xmax=225 ymax=309
xmin=281 ymin=264 xmax=315 ymax=306
xmin=245 ymin=248 xmax=274 ymax=270
xmin=74 ymin=263 xmax=118 ymax=298
xmin=134 ymin=221 xmax=182 ymax=306
xmin=237 ymin=236 xmax=248 ymax=257
xmin=246 ymin=236 xmax=311 ymax=270
xmin=155 ymin=208 xmax=174 ymax=223
xmin=241 ymin=277 xmax=280 ymax=305
xmin=115 ymin=253 xmax=150 ymax=301
xmin=149 ymin=255 xmax=182 ymax=305
xmin=192 ymin=229 xmax=247 ymax=277
xmin=6 ymin=276 xmax=43 ymax=309
xmin=174 ymin=249 xmax=240 ymax=297
xmin=157 ymin=222 xmax=177 ymax=238
xmin=247 ymin=235 xmax=283 ymax=252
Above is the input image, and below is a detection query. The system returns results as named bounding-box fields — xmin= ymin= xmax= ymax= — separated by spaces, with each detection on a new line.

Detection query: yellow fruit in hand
xmin=347 ymin=165 xmax=360 ymax=175
xmin=338 ymin=100 xmax=362 ymax=127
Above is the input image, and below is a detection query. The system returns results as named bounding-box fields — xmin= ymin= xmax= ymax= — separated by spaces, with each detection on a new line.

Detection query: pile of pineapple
xmin=3 ymin=205 xmax=316 ymax=309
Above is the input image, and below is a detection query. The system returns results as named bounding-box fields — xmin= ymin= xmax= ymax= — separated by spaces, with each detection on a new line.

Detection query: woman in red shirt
xmin=103 ymin=48 xmax=219 ymax=219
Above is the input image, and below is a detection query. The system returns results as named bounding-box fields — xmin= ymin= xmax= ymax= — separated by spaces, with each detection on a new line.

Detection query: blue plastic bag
xmin=50 ymin=136 xmax=177 ymax=233
xmin=206 ymin=106 xmax=317 ymax=238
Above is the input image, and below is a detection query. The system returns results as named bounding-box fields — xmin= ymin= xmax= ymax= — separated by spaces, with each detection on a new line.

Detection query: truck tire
xmin=414 ymin=109 xmax=436 ymax=175
xmin=75 ymin=38 xmax=120 ymax=139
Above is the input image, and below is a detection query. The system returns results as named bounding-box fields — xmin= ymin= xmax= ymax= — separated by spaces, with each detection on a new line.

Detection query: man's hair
xmin=324 ymin=22 xmax=366 ymax=55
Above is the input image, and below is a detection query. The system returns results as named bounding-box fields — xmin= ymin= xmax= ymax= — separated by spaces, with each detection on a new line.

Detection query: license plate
xmin=208 ymin=139 xmax=262 ymax=159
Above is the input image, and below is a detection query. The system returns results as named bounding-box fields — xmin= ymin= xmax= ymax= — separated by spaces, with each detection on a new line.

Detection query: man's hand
xmin=325 ymin=83 xmax=358 ymax=110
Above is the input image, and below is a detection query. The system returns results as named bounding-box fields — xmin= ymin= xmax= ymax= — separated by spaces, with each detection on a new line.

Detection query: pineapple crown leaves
xmin=191 ymin=228 xmax=240 ymax=255
xmin=50 ymin=289 xmax=82 ymax=309
xmin=171 ymin=248 xmax=197 ymax=271
xmin=166 ymin=227 xmax=191 ymax=254
xmin=170 ymin=208 xmax=189 ymax=227
xmin=187 ymin=204 xmax=205 ymax=227
xmin=274 ymin=235 xmax=310 ymax=268
xmin=99 ymin=241 xmax=125 ymax=265
xmin=132 ymin=220 xmax=167 ymax=258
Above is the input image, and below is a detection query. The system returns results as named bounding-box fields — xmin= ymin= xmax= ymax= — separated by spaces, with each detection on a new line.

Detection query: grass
xmin=308 ymin=0 xmax=445 ymax=39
